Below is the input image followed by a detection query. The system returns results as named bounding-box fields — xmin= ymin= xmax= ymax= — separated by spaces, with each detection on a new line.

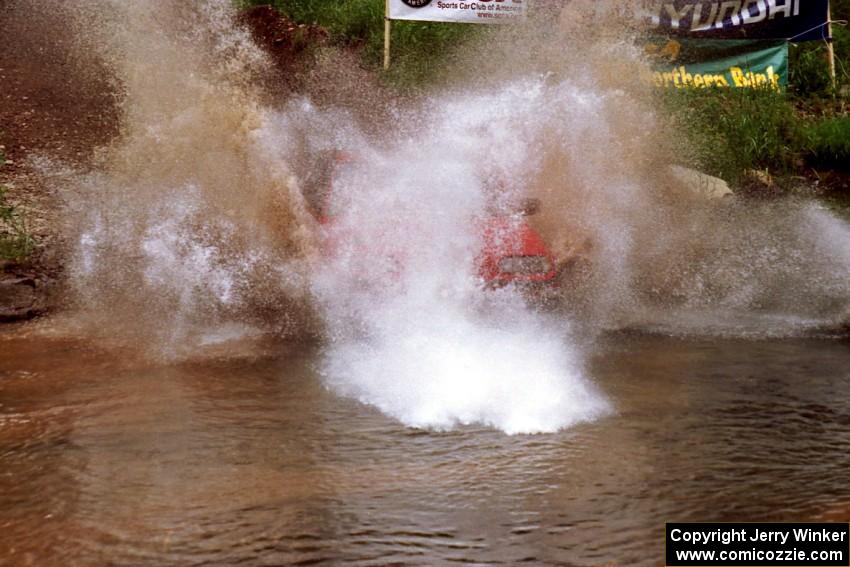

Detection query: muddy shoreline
xmin=0 ymin=5 xmax=331 ymax=321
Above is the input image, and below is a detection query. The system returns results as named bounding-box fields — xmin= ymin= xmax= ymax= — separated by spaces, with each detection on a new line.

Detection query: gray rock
xmin=0 ymin=275 xmax=40 ymax=321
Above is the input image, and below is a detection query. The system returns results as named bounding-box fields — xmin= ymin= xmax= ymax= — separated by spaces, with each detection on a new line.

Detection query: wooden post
xmin=384 ymin=0 xmax=392 ymax=70
xmin=827 ymin=0 xmax=836 ymax=91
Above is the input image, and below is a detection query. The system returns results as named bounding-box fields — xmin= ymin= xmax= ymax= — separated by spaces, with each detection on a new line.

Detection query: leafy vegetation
xmin=661 ymin=87 xmax=850 ymax=183
xmin=789 ymin=0 xmax=850 ymax=98
xmin=659 ymin=87 xmax=806 ymax=182
xmin=241 ymin=0 xmax=849 ymax=185
xmin=242 ymin=0 xmax=486 ymax=86
xmin=0 ymin=152 xmax=34 ymax=262
xmin=803 ymin=116 xmax=850 ymax=170
xmin=662 ymin=3 xmax=849 ymax=183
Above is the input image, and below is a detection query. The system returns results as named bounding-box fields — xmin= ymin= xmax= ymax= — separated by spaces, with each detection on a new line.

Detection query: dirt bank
xmin=0 ymin=3 xmax=326 ymax=321
xmin=0 ymin=2 xmax=122 ymax=318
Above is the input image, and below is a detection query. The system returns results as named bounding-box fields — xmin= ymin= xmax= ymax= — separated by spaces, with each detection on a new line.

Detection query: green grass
xmin=789 ymin=22 xmax=850 ymax=97
xmin=240 ymin=0 xmax=849 ymax=185
xmin=661 ymin=86 xmax=850 ymax=182
xmin=653 ymin=0 xmax=850 ymax=185
xmin=0 ymin=152 xmax=34 ymax=262
xmin=243 ymin=0 xmax=849 ymax=93
xmin=659 ymin=87 xmax=806 ymax=183
xmin=240 ymin=0 xmax=487 ymax=86
xmin=803 ymin=116 xmax=850 ymax=170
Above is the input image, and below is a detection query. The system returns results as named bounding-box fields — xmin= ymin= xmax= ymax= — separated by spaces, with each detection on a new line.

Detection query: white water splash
xmin=54 ymin=0 xmax=850 ymax=431
xmin=309 ymin=77 xmax=612 ymax=434
xmin=322 ymin=297 xmax=609 ymax=434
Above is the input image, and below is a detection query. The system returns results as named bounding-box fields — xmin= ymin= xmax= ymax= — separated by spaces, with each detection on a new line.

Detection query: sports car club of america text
xmin=434 ymin=1 xmax=523 ymax=14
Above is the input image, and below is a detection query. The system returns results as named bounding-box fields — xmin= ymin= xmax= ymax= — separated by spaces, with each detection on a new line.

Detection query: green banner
xmin=644 ymin=39 xmax=789 ymax=90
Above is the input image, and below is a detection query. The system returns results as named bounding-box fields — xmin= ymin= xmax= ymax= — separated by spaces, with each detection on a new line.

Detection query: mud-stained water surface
xmin=3 ymin=325 xmax=850 ymax=566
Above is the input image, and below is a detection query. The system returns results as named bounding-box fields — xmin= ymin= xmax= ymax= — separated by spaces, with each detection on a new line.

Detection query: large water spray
xmin=47 ymin=0 xmax=850 ymax=432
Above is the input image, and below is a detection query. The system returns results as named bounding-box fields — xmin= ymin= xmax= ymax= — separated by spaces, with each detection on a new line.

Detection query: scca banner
xmin=644 ymin=39 xmax=789 ymax=89
xmin=589 ymin=0 xmax=830 ymax=41
xmin=388 ymin=0 xmax=526 ymax=24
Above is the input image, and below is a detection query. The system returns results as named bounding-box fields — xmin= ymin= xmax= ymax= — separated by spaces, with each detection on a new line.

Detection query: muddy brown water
xmin=2 ymin=322 xmax=850 ymax=566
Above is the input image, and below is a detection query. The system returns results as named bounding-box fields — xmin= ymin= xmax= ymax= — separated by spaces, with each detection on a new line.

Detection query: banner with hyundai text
xmin=645 ymin=38 xmax=789 ymax=89
xmin=388 ymin=0 xmax=526 ymax=24
xmin=566 ymin=0 xmax=830 ymax=41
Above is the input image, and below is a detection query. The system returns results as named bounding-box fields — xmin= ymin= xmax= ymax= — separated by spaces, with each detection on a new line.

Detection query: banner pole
xmin=384 ymin=0 xmax=392 ymax=70
xmin=827 ymin=0 xmax=836 ymax=91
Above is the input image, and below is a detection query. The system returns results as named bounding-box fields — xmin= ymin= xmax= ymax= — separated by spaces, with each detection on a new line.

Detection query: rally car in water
xmin=476 ymin=198 xmax=564 ymax=304
xmin=301 ymin=151 xmax=568 ymax=305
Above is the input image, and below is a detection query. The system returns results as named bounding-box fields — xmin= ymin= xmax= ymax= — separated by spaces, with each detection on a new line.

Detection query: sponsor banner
xmin=388 ymin=0 xmax=526 ymax=24
xmin=561 ymin=1 xmax=830 ymax=41
xmin=650 ymin=0 xmax=830 ymax=41
xmin=645 ymin=38 xmax=788 ymax=89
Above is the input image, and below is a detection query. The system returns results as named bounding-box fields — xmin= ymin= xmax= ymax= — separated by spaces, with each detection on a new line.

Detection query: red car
xmin=303 ymin=152 xmax=562 ymax=303
xmin=477 ymin=207 xmax=560 ymax=302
